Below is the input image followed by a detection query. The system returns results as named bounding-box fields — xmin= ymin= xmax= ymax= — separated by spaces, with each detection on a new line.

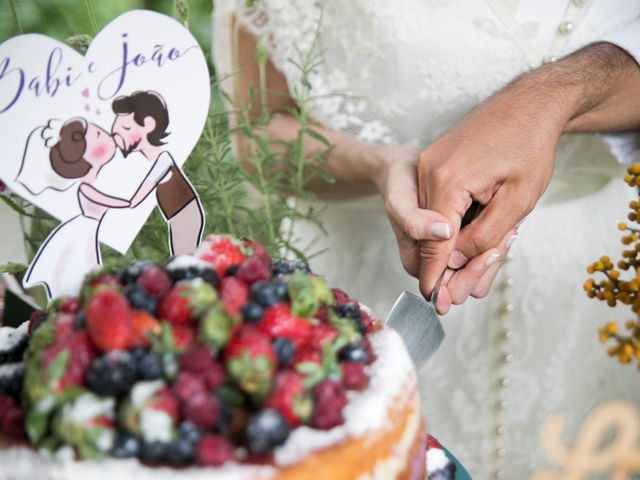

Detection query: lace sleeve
xmin=212 ymin=0 xmax=395 ymax=144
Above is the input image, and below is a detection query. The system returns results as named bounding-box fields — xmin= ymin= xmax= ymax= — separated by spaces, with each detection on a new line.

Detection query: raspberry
xmin=195 ymin=434 xmax=234 ymax=467
xmin=172 ymin=372 xmax=207 ymax=404
xmin=203 ymin=363 xmax=226 ymax=391
xmin=0 ymin=406 xmax=26 ymax=439
xmin=182 ymin=393 xmax=220 ymax=429
xmin=242 ymin=239 xmax=271 ymax=268
xmin=219 ymin=277 xmax=249 ymax=316
xmin=307 ymin=323 xmax=338 ymax=350
xmin=28 ymin=310 xmax=48 ymax=335
xmin=236 ymin=256 xmax=272 ymax=285
xmin=179 ymin=346 xmax=216 ymax=374
xmin=137 ymin=266 xmax=172 ymax=299
xmin=60 ymin=297 xmax=81 ymax=314
xmin=341 ymin=361 xmax=368 ymax=390
xmin=427 ymin=435 xmax=442 ymax=450
xmin=331 ymin=288 xmax=351 ymax=305
xmin=312 ymin=380 xmax=347 ymax=430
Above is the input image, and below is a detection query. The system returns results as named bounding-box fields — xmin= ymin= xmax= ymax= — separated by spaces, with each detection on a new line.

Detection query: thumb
xmin=418 ymin=189 xmax=471 ymax=299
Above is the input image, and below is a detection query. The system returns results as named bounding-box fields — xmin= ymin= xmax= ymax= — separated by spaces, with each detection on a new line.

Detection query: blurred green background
xmin=1 ymin=0 xmax=214 ymax=70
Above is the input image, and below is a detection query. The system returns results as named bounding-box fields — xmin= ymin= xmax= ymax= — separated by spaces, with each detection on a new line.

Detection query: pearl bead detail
xmin=559 ymin=21 xmax=574 ymax=34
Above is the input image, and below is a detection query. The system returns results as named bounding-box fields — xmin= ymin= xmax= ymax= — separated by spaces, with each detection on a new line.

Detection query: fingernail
xmin=448 ymin=250 xmax=469 ymax=269
xmin=430 ymin=222 xmax=451 ymax=240
xmin=506 ymin=234 xmax=518 ymax=249
xmin=486 ymin=252 xmax=501 ymax=266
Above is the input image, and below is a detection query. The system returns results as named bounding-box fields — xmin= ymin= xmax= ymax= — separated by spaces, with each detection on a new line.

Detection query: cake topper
xmin=0 ymin=10 xmax=210 ymax=300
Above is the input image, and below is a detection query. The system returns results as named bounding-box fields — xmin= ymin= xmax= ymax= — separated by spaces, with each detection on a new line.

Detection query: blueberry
xmin=272 ymin=338 xmax=294 ymax=368
xmin=167 ymin=264 xmax=217 ymax=287
xmin=111 ymin=432 xmax=141 ymax=459
xmin=166 ymin=437 xmax=194 ymax=465
xmin=73 ymin=311 xmax=86 ymax=330
xmin=241 ymin=302 xmax=264 ymax=323
xmin=225 ymin=264 xmax=240 ymax=277
xmin=335 ymin=303 xmax=366 ymax=336
xmin=338 ymin=343 xmax=369 ymax=363
xmin=86 ymin=351 xmax=137 ymax=398
xmin=0 ymin=363 xmax=24 ymax=399
xmin=140 ymin=440 xmax=168 ymax=463
xmin=250 ymin=280 xmax=288 ymax=307
xmin=118 ymin=261 xmax=152 ymax=285
xmin=271 ymin=259 xmax=311 ymax=277
xmin=245 ymin=409 xmax=290 ymax=454
xmin=135 ymin=351 xmax=164 ymax=380
xmin=123 ymin=284 xmax=158 ymax=314
xmin=178 ymin=420 xmax=202 ymax=445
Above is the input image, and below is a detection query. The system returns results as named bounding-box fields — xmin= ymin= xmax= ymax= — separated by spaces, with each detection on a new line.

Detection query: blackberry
xmin=250 ymin=280 xmax=288 ymax=307
xmin=272 ymin=337 xmax=294 ymax=368
xmin=135 ymin=351 xmax=164 ymax=380
xmin=335 ymin=303 xmax=366 ymax=335
xmin=338 ymin=343 xmax=369 ymax=364
xmin=111 ymin=432 xmax=141 ymax=459
xmin=86 ymin=351 xmax=137 ymax=398
xmin=0 ymin=327 xmax=28 ymax=365
xmin=0 ymin=363 xmax=25 ymax=399
xmin=140 ymin=440 xmax=168 ymax=463
xmin=271 ymin=259 xmax=311 ymax=277
xmin=166 ymin=263 xmax=218 ymax=287
xmin=118 ymin=261 xmax=153 ymax=285
xmin=167 ymin=436 xmax=195 ymax=465
xmin=73 ymin=311 xmax=86 ymax=330
xmin=241 ymin=302 xmax=264 ymax=323
xmin=225 ymin=264 xmax=240 ymax=277
xmin=245 ymin=409 xmax=290 ymax=454
xmin=123 ymin=284 xmax=158 ymax=314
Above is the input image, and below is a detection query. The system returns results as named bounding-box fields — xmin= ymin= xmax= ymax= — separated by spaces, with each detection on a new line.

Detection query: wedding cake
xmin=0 ymin=235 xmax=427 ymax=480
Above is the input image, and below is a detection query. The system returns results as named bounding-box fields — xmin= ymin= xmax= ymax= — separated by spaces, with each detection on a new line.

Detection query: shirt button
xmin=559 ymin=21 xmax=574 ymax=35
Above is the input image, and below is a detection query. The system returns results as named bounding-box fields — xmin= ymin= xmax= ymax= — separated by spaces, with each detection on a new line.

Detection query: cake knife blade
xmin=385 ymin=277 xmax=445 ymax=370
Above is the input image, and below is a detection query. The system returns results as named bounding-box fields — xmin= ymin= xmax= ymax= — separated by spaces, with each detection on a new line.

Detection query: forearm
xmin=235 ymin=114 xmax=387 ymax=199
xmin=501 ymin=42 xmax=640 ymax=134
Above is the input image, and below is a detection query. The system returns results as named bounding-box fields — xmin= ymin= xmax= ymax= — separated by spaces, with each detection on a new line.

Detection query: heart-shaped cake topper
xmin=0 ymin=10 xmax=210 ymax=299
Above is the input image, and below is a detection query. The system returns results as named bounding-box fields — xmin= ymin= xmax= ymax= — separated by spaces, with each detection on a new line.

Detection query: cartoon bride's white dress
xmin=23 ymin=188 xmax=108 ymax=300
xmin=215 ymin=1 xmax=640 ymax=477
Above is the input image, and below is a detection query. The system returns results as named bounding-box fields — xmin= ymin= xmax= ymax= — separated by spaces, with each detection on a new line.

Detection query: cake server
xmin=385 ymin=273 xmax=445 ymax=370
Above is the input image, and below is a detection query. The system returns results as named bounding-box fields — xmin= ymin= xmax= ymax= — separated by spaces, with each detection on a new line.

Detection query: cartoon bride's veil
xmin=15 ymin=118 xmax=77 ymax=195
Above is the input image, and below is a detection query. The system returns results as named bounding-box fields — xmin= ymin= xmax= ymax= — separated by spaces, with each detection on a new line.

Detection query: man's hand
xmin=417 ymin=42 xmax=640 ymax=312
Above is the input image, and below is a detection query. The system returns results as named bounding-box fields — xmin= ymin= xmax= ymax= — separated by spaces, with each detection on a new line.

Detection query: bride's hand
xmin=368 ymin=144 xmax=452 ymax=277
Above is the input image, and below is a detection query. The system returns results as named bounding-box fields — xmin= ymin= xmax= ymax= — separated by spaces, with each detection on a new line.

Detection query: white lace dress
xmin=213 ymin=1 xmax=640 ymax=478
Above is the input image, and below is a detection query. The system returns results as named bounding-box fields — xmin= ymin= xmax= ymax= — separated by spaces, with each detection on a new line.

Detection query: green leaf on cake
xmin=45 ymin=349 xmax=70 ymax=390
xmin=0 ymin=261 xmax=28 ymax=274
xmin=287 ymin=271 xmax=334 ymax=318
xmin=26 ymin=404 xmax=50 ymax=442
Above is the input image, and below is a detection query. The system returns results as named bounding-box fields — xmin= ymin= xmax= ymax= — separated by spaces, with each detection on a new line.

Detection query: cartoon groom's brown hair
xmin=112 ymin=90 xmax=170 ymax=146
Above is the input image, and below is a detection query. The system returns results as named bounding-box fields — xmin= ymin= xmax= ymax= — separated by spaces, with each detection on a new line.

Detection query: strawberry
xmin=236 ymin=256 xmax=272 ymax=285
xmin=307 ymin=323 xmax=339 ymax=350
xmin=224 ymin=325 xmax=276 ymax=398
xmin=129 ymin=311 xmax=161 ymax=348
xmin=197 ymin=235 xmax=246 ymax=277
xmin=242 ymin=239 xmax=271 ymax=266
xmin=293 ymin=344 xmax=322 ymax=365
xmin=149 ymin=386 xmax=180 ymax=423
xmin=137 ymin=265 xmax=172 ymax=299
xmin=41 ymin=330 xmax=96 ymax=392
xmin=259 ymin=304 xmax=311 ymax=348
xmin=172 ymin=325 xmax=196 ymax=351
xmin=427 ymin=435 xmax=442 ymax=450
xmin=219 ymin=277 xmax=249 ymax=316
xmin=89 ymin=273 xmax=121 ymax=288
xmin=157 ymin=282 xmax=217 ymax=326
xmin=265 ymin=370 xmax=311 ymax=427
xmin=85 ymin=289 xmax=133 ymax=352
xmin=60 ymin=297 xmax=81 ymax=314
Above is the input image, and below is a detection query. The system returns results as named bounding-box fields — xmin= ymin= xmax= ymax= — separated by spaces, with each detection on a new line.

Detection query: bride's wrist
xmin=360 ymin=143 xmax=393 ymax=194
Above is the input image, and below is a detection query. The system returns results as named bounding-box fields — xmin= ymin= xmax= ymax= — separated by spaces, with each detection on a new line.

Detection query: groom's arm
xmin=129 ymin=154 xmax=173 ymax=208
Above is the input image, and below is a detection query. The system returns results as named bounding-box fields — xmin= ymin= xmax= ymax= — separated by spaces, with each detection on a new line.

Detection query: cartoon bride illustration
xmin=19 ymin=118 xmax=130 ymax=299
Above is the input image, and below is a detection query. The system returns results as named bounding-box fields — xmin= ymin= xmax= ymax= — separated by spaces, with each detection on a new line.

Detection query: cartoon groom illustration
xmin=111 ymin=90 xmax=204 ymax=255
